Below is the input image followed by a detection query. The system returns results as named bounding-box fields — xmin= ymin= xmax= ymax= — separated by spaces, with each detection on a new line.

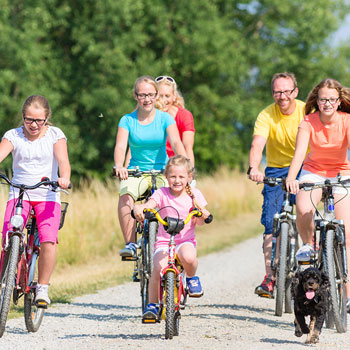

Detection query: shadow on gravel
xmin=60 ymin=333 xmax=162 ymax=340
xmin=68 ymin=302 xmax=140 ymax=311
xmin=261 ymin=337 xmax=308 ymax=347
xmin=195 ymin=303 xmax=292 ymax=329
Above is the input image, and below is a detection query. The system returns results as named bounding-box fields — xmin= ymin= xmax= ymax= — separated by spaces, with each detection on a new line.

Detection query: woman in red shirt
xmin=155 ymin=76 xmax=195 ymax=166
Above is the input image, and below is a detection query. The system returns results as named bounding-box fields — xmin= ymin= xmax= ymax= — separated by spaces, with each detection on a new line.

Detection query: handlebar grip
xmin=204 ymin=214 xmax=213 ymax=224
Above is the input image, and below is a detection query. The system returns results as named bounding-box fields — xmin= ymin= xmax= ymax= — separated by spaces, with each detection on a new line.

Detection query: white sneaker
xmin=296 ymin=244 xmax=315 ymax=262
xmin=36 ymin=284 xmax=51 ymax=305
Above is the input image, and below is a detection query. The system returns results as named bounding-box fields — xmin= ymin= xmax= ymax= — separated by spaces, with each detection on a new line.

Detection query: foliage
xmin=0 ymin=0 xmax=349 ymax=179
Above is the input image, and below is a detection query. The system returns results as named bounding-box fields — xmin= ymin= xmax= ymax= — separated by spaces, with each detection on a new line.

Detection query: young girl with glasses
xmin=285 ymin=78 xmax=350 ymax=311
xmin=133 ymin=155 xmax=210 ymax=321
xmin=155 ymin=76 xmax=195 ymax=166
xmin=0 ymin=95 xmax=71 ymax=305
xmin=114 ymin=76 xmax=187 ymax=258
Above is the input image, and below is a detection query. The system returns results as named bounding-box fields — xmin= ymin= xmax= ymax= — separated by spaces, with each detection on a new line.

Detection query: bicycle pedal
xmin=133 ymin=277 xmax=140 ymax=282
xmin=36 ymin=301 xmax=48 ymax=309
xmin=142 ymin=318 xmax=157 ymax=324
xmin=259 ymin=293 xmax=274 ymax=299
xmin=121 ymin=256 xmax=137 ymax=261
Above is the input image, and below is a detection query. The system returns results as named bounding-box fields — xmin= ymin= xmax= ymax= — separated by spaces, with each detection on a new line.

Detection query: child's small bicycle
xmin=0 ymin=174 xmax=70 ymax=337
xmin=142 ymin=208 xmax=212 ymax=339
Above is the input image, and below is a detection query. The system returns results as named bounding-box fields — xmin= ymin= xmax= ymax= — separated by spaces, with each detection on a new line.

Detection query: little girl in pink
xmin=133 ymin=155 xmax=210 ymax=321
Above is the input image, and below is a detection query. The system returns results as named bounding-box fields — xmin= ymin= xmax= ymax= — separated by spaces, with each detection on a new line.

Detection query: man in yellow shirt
xmin=248 ymin=72 xmax=305 ymax=298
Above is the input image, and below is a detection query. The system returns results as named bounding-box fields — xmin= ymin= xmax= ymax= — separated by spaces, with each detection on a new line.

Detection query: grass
xmin=1 ymin=170 xmax=264 ymax=318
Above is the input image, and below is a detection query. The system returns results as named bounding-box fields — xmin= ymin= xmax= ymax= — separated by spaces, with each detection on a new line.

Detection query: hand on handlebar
xmin=113 ymin=166 xmax=129 ymax=180
xmin=133 ymin=204 xmax=146 ymax=222
xmin=248 ymin=167 xmax=265 ymax=183
xmin=285 ymin=178 xmax=300 ymax=195
xmin=57 ymin=177 xmax=71 ymax=190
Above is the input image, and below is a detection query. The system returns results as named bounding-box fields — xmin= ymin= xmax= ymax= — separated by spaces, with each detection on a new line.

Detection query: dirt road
xmin=0 ymin=236 xmax=349 ymax=349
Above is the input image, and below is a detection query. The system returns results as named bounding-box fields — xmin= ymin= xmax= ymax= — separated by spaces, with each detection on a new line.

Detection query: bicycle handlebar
xmin=112 ymin=166 xmax=164 ymax=178
xmin=0 ymin=173 xmax=71 ymax=191
xmin=143 ymin=208 xmax=213 ymax=225
xmin=261 ymin=175 xmax=350 ymax=191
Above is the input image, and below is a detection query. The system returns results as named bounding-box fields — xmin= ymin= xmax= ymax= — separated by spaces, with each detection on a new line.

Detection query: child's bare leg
xmin=177 ymin=243 xmax=198 ymax=277
xmin=148 ymin=251 xmax=168 ymax=303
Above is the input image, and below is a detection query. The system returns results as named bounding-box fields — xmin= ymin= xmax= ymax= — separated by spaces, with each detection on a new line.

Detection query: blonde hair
xmin=165 ymin=155 xmax=202 ymax=210
xmin=156 ymin=79 xmax=185 ymax=109
xmin=305 ymin=78 xmax=350 ymax=114
xmin=133 ymin=75 xmax=158 ymax=95
xmin=22 ymin=95 xmax=51 ymax=118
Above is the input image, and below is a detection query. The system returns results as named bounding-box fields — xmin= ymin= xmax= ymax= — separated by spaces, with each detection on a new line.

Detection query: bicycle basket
xmin=59 ymin=202 xmax=69 ymax=230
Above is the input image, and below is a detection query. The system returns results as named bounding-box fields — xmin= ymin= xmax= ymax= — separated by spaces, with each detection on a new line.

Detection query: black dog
xmin=291 ymin=267 xmax=329 ymax=344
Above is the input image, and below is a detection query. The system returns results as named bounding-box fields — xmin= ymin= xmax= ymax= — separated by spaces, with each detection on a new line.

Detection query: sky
xmin=332 ymin=14 xmax=350 ymax=45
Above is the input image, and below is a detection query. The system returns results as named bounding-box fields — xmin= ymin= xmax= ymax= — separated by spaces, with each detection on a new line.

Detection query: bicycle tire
xmin=0 ymin=235 xmax=20 ymax=337
xmin=24 ymin=253 xmax=45 ymax=332
xmin=147 ymin=221 xmax=157 ymax=276
xmin=140 ymin=236 xmax=149 ymax=313
xmin=325 ymin=229 xmax=347 ymax=333
xmin=165 ymin=271 xmax=176 ymax=339
xmin=275 ymin=222 xmax=289 ymax=316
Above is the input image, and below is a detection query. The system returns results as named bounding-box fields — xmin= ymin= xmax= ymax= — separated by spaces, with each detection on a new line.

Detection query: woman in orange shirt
xmin=286 ymin=78 xmax=350 ymax=308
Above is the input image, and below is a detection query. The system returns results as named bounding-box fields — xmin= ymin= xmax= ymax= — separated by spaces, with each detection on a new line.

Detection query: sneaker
xmin=186 ymin=276 xmax=203 ymax=297
xmin=254 ymin=274 xmax=275 ymax=298
xmin=120 ymin=242 xmax=137 ymax=257
xmin=346 ymin=298 xmax=350 ymax=314
xmin=296 ymin=243 xmax=315 ymax=262
xmin=142 ymin=303 xmax=159 ymax=321
xmin=36 ymin=284 xmax=50 ymax=305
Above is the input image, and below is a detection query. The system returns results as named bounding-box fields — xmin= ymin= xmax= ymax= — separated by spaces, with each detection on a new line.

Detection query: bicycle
xmin=261 ymin=177 xmax=299 ymax=316
xmin=0 ymin=174 xmax=70 ymax=337
xmin=297 ymin=176 xmax=350 ymax=333
xmin=141 ymin=208 xmax=213 ymax=339
xmin=116 ymin=167 xmax=165 ymax=313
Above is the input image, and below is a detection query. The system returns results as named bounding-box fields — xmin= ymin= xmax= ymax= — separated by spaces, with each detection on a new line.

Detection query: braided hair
xmin=165 ymin=155 xmax=202 ymax=210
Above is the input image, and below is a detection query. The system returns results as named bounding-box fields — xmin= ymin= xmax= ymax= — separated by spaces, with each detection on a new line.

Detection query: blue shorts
xmin=261 ymin=167 xmax=297 ymax=235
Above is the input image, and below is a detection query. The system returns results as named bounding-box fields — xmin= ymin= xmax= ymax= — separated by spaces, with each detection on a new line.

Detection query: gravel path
xmin=1 ymin=236 xmax=350 ymax=350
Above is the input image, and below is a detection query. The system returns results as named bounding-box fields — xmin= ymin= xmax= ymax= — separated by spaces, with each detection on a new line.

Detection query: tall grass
xmin=0 ymin=170 xmax=263 ymax=269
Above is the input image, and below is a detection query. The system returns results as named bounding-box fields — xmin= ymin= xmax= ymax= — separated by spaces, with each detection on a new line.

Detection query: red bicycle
xmin=0 ymin=174 xmax=69 ymax=337
xmin=142 ymin=208 xmax=212 ymax=339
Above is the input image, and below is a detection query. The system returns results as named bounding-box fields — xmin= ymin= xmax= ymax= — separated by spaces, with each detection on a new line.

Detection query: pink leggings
xmin=2 ymin=199 xmax=61 ymax=243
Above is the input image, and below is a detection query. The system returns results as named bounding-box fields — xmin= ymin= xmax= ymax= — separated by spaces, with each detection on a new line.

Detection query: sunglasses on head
xmin=155 ymin=76 xmax=176 ymax=84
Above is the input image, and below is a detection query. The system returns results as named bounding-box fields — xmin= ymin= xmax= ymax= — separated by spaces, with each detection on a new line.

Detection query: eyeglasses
xmin=136 ymin=92 xmax=157 ymax=100
xmin=318 ymin=97 xmax=339 ymax=105
xmin=155 ymin=76 xmax=176 ymax=85
xmin=23 ymin=117 xmax=47 ymax=126
xmin=272 ymin=87 xmax=296 ymax=97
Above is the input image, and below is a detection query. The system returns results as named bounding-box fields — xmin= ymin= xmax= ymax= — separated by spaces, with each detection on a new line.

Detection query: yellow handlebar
xmin=143 ymin=208 xmax=202 ymax=226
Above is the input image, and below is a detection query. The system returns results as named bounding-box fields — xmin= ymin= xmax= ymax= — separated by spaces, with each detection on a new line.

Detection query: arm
xmin=54 ymin=139 xmax=71 ymax=189
xmin=167 ymin=124 xmax=187 ymax=158
xmin=124 ymin=147 xmax=131 ymax=168
xmin=113 ymin=127 xmax=129 ymax=180
xmin=248 ymin=135 xmax=267 ymax=182
xmin=285 ymin=128 xmax=310 ymax=194
xmin=0 ymin=139 xmax=14 ymax=163
xmin=182 ymin=131 xmax=195 ymax=166
xmin=133 ymin=198 xmax=157 ymax=222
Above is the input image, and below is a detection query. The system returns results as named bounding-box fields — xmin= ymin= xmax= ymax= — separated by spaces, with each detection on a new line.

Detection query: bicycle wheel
xmin=147 ymin=221 xmax=157 ymax=276
xmin=275 ymin=222 xmax=288 ymax=316
xmin=0 ymin=235 xmax=20 ymax=337
xmin=140 ymin=236 xmax=149 ymax=313
xmin=325 ymin=229 xmax=347 ymax=333
xmin=24 ymin=253 xmax=45 ymax=332
xmin=165 ymin=271 xmax=176 ymax=339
